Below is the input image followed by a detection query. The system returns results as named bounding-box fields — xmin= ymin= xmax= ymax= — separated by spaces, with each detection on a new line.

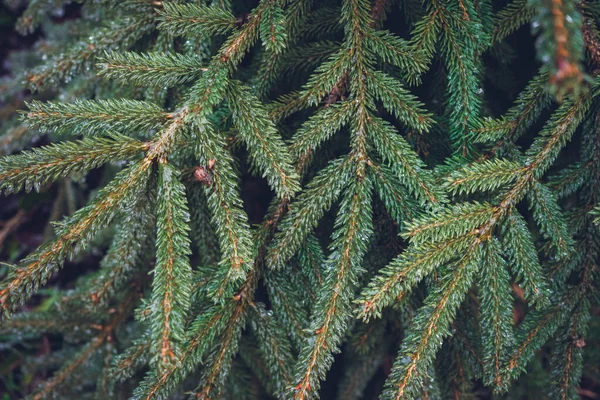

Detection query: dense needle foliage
xmin=0 ymin=0 xmax=600 ymax=399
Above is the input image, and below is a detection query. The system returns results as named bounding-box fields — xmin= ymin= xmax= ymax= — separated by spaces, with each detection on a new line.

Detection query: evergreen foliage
xmin=0 ymin=0 xmax=599 ymax=399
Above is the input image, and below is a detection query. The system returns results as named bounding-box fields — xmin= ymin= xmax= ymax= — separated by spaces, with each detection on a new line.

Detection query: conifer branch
xmin=403 ymin=202 xmax=494 ymax=243
xmin=0 ymin=134 xmax=148 ymax=195
xmin=16 ymin=0 xmax=75 ymax=34
xmin=255 ymin=0 xmax=313 ymax=96
xmin=268 ymin=157 xmax=353 ymax=269
xmin=435 ymin=0 xmax=484 ymax=156
xmin=0 ymin=161 xmax=152 ymax=317
xmin=25 ymin=16 xmax=155 ymax=91
xmin=290 ymin=1 xmax=393 ymax=395
xmin=296 ymin=233 xmax=325 ymax=289
xmin=527 ymin=181 xmax=574 ymax=256
xmin=365 ymin=30 xmax=427 ymax=84
xmin=366 ymin=70 xmax=434 ymax=131
xmin=278 ymin=41 xmax=340 ymax=80
xmin=493 ymin=0 xmax=536 ymax=44
xmin=289 ymin=101 xmax=355 ymax=164
xmin=157 ymin=3 xmax=237 ymax=37
xmin=193 ymin=120 xmax=254 ymax=300
xmin=227 ymin=81 xmax=300 ymax=199
xmin=250 ymin=302 xmax=295 ymax=399
xmin=475 ymin=69 xmax=551 ymax=149
xmin=548 ymin=162 xmax=591 ymax=199
xmin=269 ymin=50 xmax=352 ymax=119
xmin=530 ymin=0 xmax=585 ymax=98
xmin=478 ymin=239 xmax=514 ymax=387
xmin=381 ymin=241 xmax=482 ymax=400
xmin=110 ymin=335 xmax=151 ymax=382
xmin=27 ymin=288 xmax=138 ymax=400
xmin=24 ymin=99 xmax=170 ymax=137
xmin=408 ymin=7 xmax=441 ymax=65
xmin=194 ymin=308 xmax=247 ymax=399
xmin=356 ymin=234 xmax=474 ymax=321
xmin=498 ymin=290 xmax=577 ymax=388
xmin=336 ymin=340 xmax=387 ymax=400
xmin=368 ymin=116 xmax=446 ymax=207
xmin=369 ymin=163 xmax=419 ymax=226
xmin=260 ymin=0 xmax=287 ymax=54
xmin=3 ymin=0 xmax=600 ymax=397
xmin=97 ymin=51 xmax=207 ymax=87
xmin=265 ymin=267 xmax=309 ymax=349
xmin=291 ymin=176 xmax=373 ymax=399
xmin=149 ymin=163 xmax=193 ymax=372
xmin=549 ymin=303 xmax=589 ymax=400
xmin=134 ymin=302 xmax=241 ymax=399
xmin=445 ymin=158 xmax=525 ymax=195
xmin=501 ymin=211 xmax=549 ymax=305
xmin=86 ymin=191 xmax=156 ymax=307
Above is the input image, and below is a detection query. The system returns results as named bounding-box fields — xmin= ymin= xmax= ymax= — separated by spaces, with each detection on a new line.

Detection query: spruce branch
xmin=296 ymin=233 xmax=326 ymax=290
xmin=255 ymin=0 xmax=313 ymax=96
xmin=268 ymin=157 xmax=353 ymax=269
xmin=524 ymin=88 xmax=594 ymax=178
xmin=548 ymin=162 xmax=591 ymax=199
xmin=530 ymin=0 xmax=585 ymax=98
xmin=478 ymin=238 xmax=514 ymax=387
xmin=366 ymin=70 xmax=434 ymax=131
xmin=193 ymin=119 xmax=254 ymax=300
xmin=444 ymin=158 xmax=525 ymax=195
xmin=0 ymin=134 xmax=148 ymax=195
xmin=402 ymin=202 xmax=495 ymax=244
xmin=475 ymin=69 xmax=551 ymax=149
xmin=356 ymin=233 xmax=475 ymax=321
xmin=527 ymin=181 xmax=574 ymax=256
xmin=369 ymin=162 xmax=420 ymax=227
xmin=408 ymin=7 xmax=441 ymax=65
xmin=493 ymin=0 xmax=536 ymax=44
xmin=289 ymin=100 xmax=355 ymax=164
xmin=501 ymin=211 xmax=550 ymax=306
xmin=259 ymin=0 xmax=288 ymax=54
xmin=365 ymin=29 xmax=427 ymax=84
xmin=298 ymin=6 xmax=343 ymax=41
xmin=85 ymin=189 xmax=156 ymax=307
xmin=97 ymin=51 xmax=207 ymax=87
xmin=368 ymin=115 xmax=446 ymax=207
xmin=277 ymin=41 xmax=340 ymax=81
xmin=24 ymin=99 xmax=170 ymax=137
xmin=148 ymin=163 xmax=193 ymax=372
xmin=227 ymin=81 xmax=300 ymax=199
xmin=193 ymin=307 xmax=247 ymax=399
xmin=381 ymin=241 xmax=482 ymax=400
xmin=133 ymin=301 xmax=242 ymax=399
xmin=336 ymin=339 xmax=387 ymax=400
xmin=157 ymin=3 xmax=237 ymax=37
xmin=265 ymin=266 xmax=310 ymax=349
xmin=291 ymin=176 xmax=374 ymax=400
xmin=26 ymin=289 xmax=139 ymax=400
xmin=250 ymin=302 xmax=295 ymax=399
xmin=25 ymin=16 xmax=155 ymax=91
xmin=0 ymin=160 xmax=152 ymax=317
xmin=290 ymin=1 xmax=385 ymax=396
xmin=3 ymin=0 xmax=600 ymax=397
xmin=548 ymin=302 xmax=590 ymax=400
xmin=16 ymin=0 xmax=76 ymax=35
xmin=497 ymin=290 xmax=577 ymax=389
xmin=269 ymin=49 xmax=352 ymax=120
xmin=435 ymin=0 xmax=485 ymax=156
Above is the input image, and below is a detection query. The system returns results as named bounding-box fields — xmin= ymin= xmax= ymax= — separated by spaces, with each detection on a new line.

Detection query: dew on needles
xmin=0 ymin=0 xmax=599 ymax=399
